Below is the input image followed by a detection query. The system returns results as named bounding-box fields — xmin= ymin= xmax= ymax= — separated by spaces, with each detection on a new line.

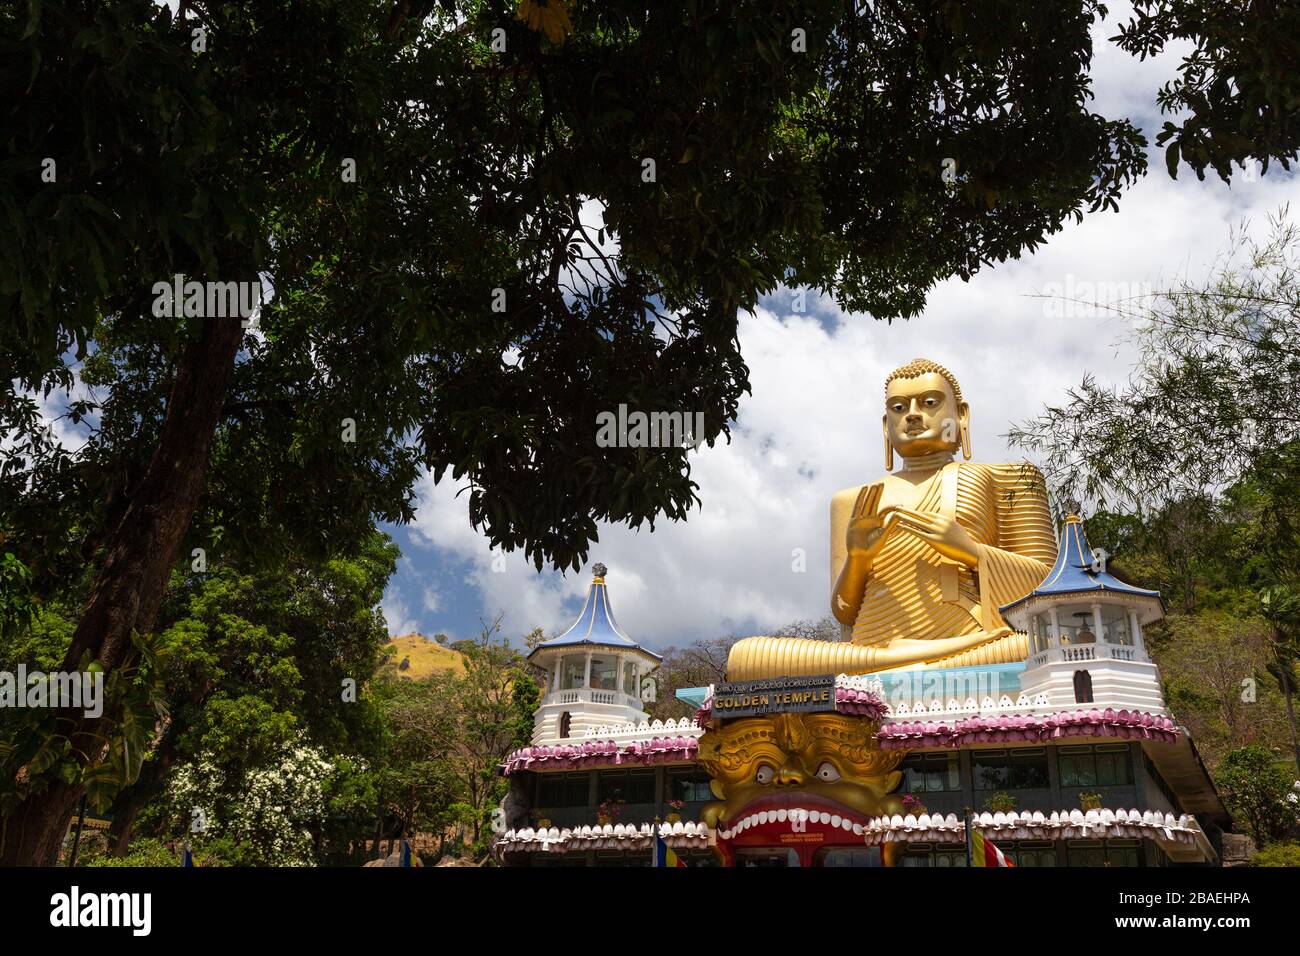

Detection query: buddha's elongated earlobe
xmin=958 ymin=402 xmax=972 ymax=460
xmin=882 ymin=417 xmax=894 ymax=471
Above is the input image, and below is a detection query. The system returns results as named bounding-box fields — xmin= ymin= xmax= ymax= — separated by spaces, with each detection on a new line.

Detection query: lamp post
xmin=67 ymin=794 xmax=87 ymax=868
xmin=963 ymin=806 xmax=974 ymax=869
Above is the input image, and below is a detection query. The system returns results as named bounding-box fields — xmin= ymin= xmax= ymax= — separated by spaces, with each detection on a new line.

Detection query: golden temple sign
xmin=712 ymin=676 xmax=835 ymax=717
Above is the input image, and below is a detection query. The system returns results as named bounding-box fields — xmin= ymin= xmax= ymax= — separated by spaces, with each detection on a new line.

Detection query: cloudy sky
xmin=377 ymin=6 xmax=1300 ymax=652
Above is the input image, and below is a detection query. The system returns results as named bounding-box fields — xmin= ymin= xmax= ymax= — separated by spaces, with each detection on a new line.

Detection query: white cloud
xmin=381 ymin=593 xmax=420 ymax=639
xmin=421 ymin=585 xmax=442 ymax=614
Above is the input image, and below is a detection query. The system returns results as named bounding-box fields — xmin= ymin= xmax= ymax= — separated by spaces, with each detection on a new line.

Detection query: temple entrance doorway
xmin=735 ymin=848 xmax=800 ymax=867
xmin=814 ymin=846 xmax=883 ymax=867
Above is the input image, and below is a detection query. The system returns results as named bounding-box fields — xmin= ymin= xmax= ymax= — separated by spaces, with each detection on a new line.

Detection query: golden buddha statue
xmin=727 ymin=358 xmax=1057 ymax=679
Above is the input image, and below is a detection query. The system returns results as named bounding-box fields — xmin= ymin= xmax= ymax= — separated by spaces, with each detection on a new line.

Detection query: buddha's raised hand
xmin=845 ymin=484 xmax=895 ymax=564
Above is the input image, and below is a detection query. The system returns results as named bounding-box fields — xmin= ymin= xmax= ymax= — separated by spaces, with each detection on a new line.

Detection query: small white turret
xmin=526 ymin=564 xmax=662 ymax=744
xmin=1000 ymin=516 xmax=1167 ymax=713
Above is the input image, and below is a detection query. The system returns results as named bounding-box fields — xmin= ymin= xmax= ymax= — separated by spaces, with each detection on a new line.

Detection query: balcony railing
xmin=543 ymin=687 xmax=643 ymax=710
xmin=1026 ymin=641 xmax=1147 ymax=669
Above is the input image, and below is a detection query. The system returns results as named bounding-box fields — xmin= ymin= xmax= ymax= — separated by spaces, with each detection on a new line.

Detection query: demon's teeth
xmin=720 ymin=806 xmax=866 ymax=842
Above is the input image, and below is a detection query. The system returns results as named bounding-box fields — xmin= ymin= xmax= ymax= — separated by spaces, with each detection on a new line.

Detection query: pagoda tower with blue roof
xmin=526 ymin=564 xmax=663 ymax=744
xmin=1001 ymin=515 xmax=1168 ymax=712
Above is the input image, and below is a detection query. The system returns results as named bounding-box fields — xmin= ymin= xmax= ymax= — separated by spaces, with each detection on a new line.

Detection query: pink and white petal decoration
xmin=495 ymin=821 xmax=714 ymax=854
xmin=860 ymin=808 xmax=1202 ymax=848
xmin=875 ymin=708 xmax=1179 ymax=749
xmin=502 ymin=734 xmax=701 ymax=775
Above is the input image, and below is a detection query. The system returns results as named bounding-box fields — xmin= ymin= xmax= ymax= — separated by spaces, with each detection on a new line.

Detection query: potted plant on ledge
xmin=984 ymin=792 xmax=1018 ymax=814
xmin=597 ymin=798 xmax=624 ymax=827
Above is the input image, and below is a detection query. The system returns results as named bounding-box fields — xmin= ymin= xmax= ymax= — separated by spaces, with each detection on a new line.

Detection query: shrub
xmin=1215 ymin=746 xmax=1297 ymax=847
xmin=1251 ymin=842 xmax=1300 ymax=867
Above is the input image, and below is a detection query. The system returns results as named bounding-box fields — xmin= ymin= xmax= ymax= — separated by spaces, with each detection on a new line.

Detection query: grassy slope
xmin=379 ymin=633 xmax=466 ymax=680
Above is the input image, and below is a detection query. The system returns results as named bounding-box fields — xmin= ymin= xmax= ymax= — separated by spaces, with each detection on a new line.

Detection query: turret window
xmin=590 ymin=656 xmax=617 ymax=690
xmin=561 ymin=658 xmax=585 ymax=690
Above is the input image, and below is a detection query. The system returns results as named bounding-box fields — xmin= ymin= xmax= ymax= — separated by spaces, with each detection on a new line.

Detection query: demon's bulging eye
xmin=755 ymin=764 xmax=775 ymax=784
xmin=815 ymin=761 xmax=841 ymax=782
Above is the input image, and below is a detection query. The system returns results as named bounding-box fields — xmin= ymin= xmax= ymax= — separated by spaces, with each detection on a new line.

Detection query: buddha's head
xmin=882 ymin=357 xmax=970 ymax=469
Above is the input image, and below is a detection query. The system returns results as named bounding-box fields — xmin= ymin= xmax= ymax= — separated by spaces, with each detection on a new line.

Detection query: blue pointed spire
xmin=527 ymin=565 xmax=661 ymax=661
xmin=1000 ymin=515 xmax=1164 ymax=618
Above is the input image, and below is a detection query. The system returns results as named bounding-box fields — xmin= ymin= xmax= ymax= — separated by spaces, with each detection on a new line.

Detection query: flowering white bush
xmin=167 ymin=738 xmax=339 ymax=866
xmin=167 ymin=757 xmax=224 ymax=844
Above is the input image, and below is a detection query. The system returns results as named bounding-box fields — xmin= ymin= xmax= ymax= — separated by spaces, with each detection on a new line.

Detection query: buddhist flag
xmin=969 ymin=829 xmax=1015 ymax=868
xmin=653 ymin=835 xmax=687 ymax=868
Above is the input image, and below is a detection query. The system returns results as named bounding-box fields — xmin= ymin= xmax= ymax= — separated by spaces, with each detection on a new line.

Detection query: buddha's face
xmin=884 ymin=371 xmax=967 ymax=459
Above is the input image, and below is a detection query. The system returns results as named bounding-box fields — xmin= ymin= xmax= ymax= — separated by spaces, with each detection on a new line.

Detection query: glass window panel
xmin=590 ymin=657 xmax=617 ymax=690
xmin=600 ymin=769 xmax=654 ymax=804
xmin=562 ymin=658 xmax=585 ymax=690
xmin=902 ymin=753 xmax=961 ymax=793
xmin=536 ymin=772 xmax=590 ymax=808
xmin=1059 ymin=751 xmax=1097 ymax=788
xmin=669 ymin=770 xmax=714 ymax=803
xmin=1067 ymin=844 xmax=1107 ymax=867
xmin=1096 ymin=748 xmax=1132 ymax=786
xmin=973 ymin=750 xmax=1048 ymax=790
xmin=1111 ymin=847 xmax=1136 ymax=867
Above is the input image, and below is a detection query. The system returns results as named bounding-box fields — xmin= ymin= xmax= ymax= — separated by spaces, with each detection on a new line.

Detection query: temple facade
xmin=494 ymin=359 xmax=1230 ymax=867
xmin=496 ymin=534 xmax=1228 ymax=867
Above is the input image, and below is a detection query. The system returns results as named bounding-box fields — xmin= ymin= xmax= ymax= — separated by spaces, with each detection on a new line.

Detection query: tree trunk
xmin=106 ymin=724 xmax=183 ymax=857
xmin=0 ymin=315 xmax=244 ymax=866
xmin=1275 ymin=643 xmax=1300 ymax=777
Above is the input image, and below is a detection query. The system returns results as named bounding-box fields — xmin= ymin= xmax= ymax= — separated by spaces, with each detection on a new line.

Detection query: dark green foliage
xmin=1215 ymin=745 xmax=1297 ymax=847
xmin=1115 ymin=0 xmax=1300 ymax=182
xmin=0 ymin=0 xmax=1188 ymax=578
xmin=1251 ymin=841 xmax=1300 ymax=866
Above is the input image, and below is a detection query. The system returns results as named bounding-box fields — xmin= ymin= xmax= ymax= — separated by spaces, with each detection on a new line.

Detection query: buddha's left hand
xmin=883 ymin=507 xmax=980 ymax=567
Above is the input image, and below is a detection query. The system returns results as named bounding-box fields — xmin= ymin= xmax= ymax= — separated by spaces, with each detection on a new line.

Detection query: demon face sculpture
xmin=697 ymin=712 xmax=907 ymax=831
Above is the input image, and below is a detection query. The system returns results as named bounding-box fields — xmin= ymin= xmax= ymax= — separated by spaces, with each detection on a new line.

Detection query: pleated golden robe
xmin=837 ymin=461 xmax=1056 ymax=666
